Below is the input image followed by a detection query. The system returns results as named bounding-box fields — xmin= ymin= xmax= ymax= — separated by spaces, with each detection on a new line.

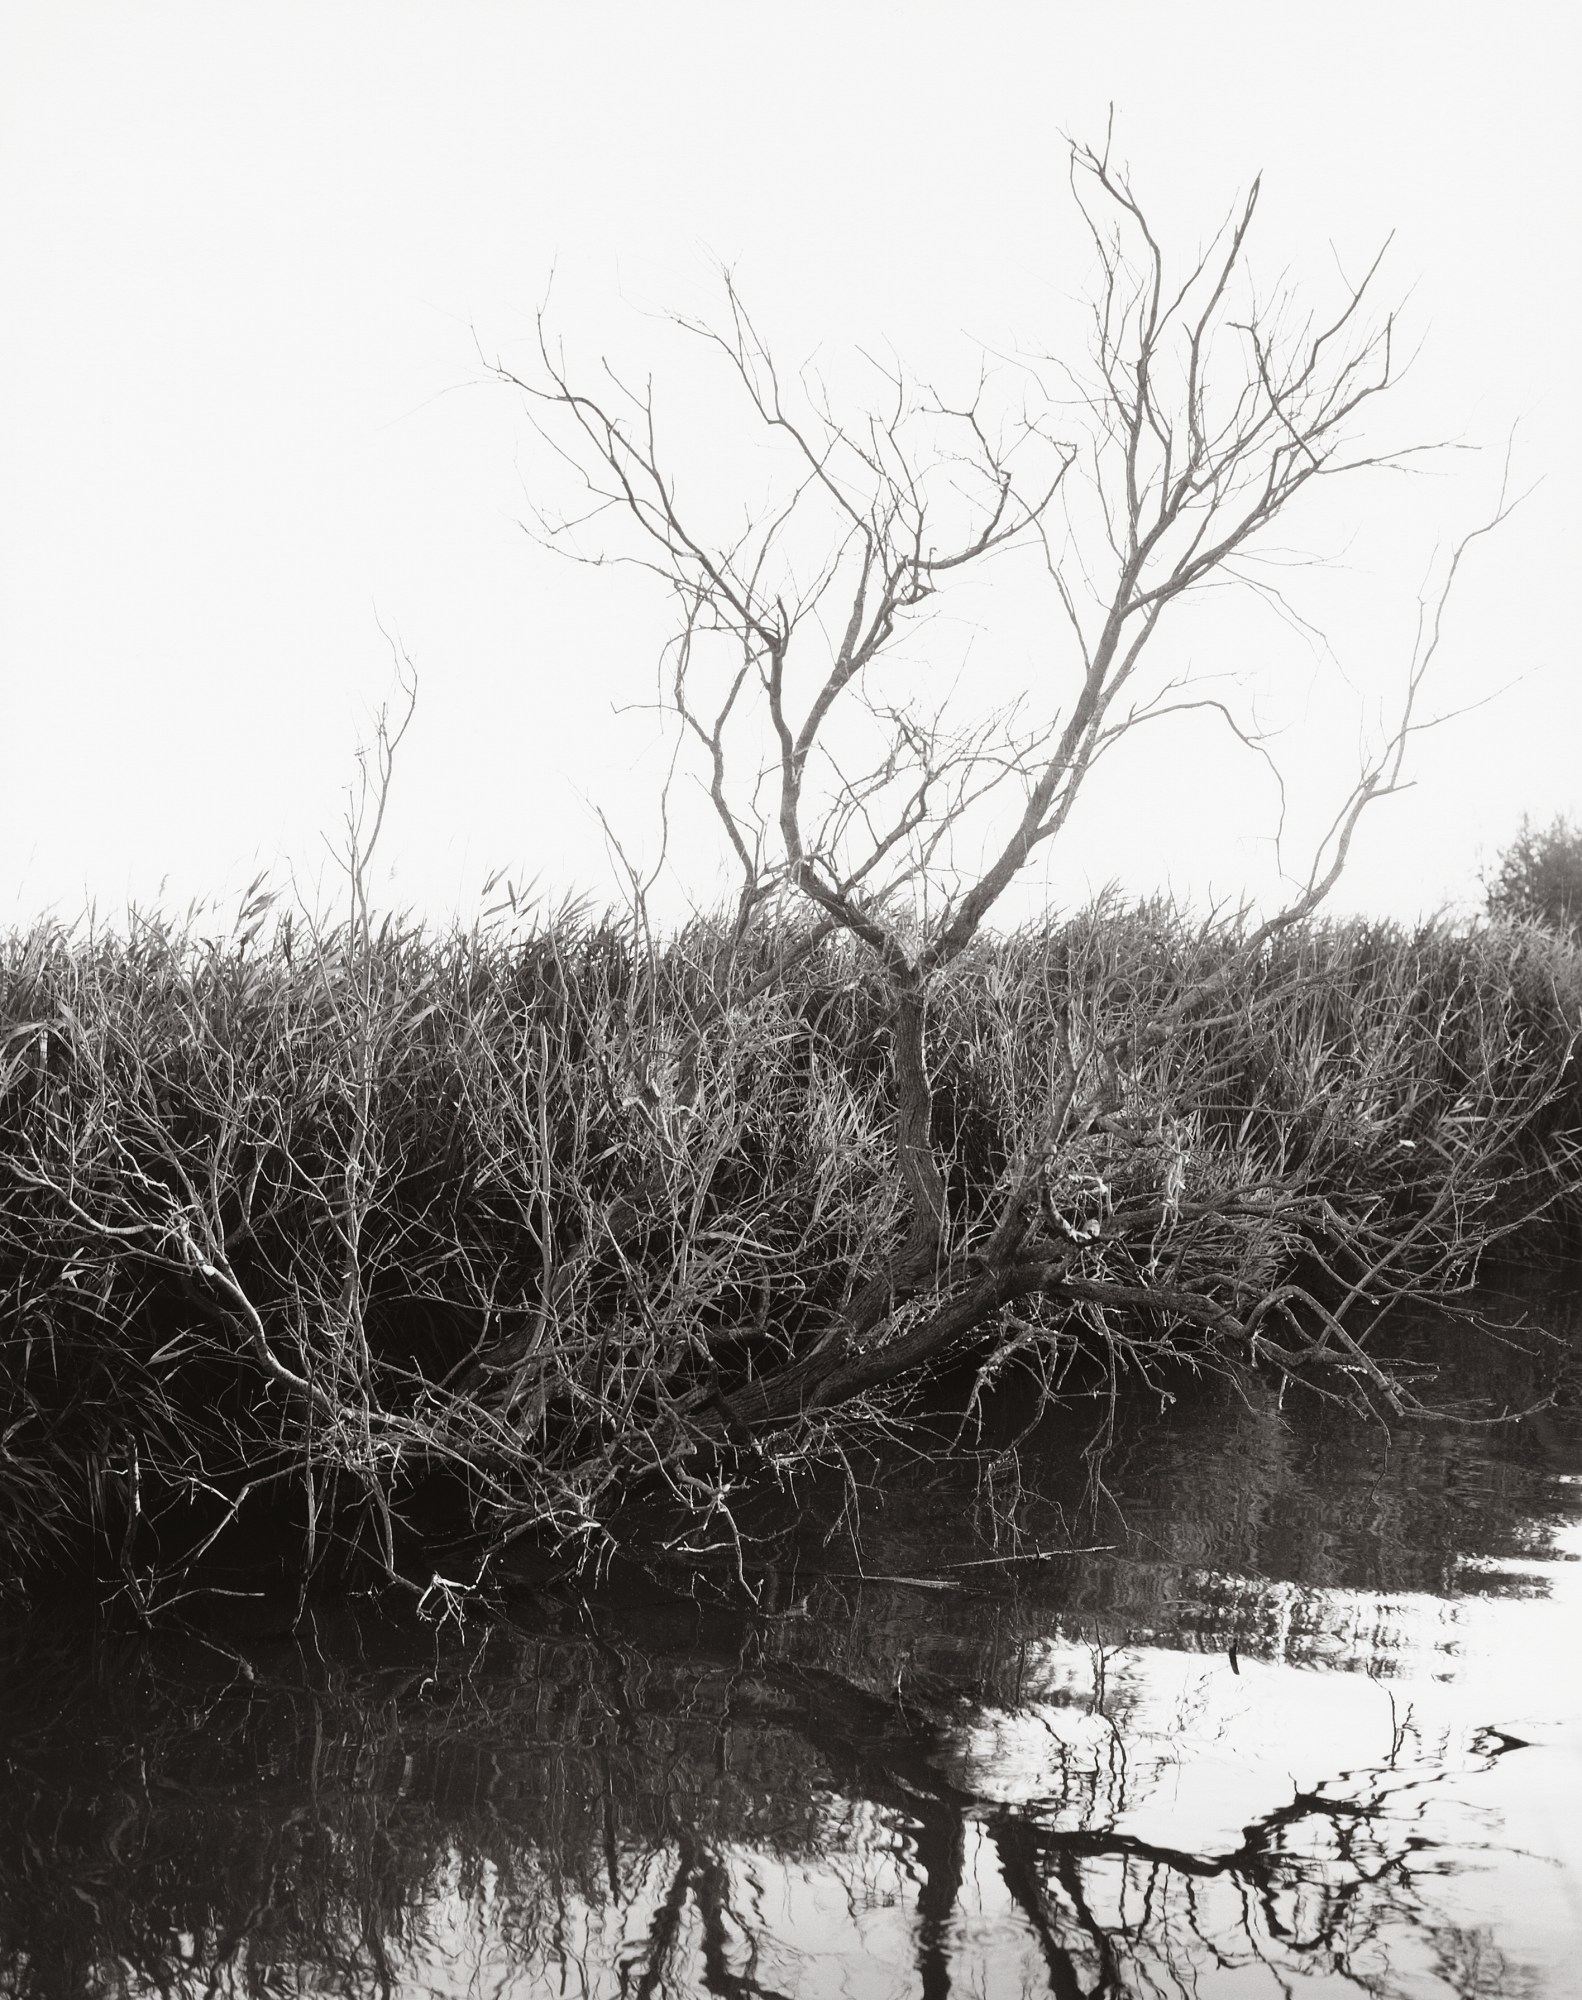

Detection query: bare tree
xmin=495 ymin=134 xmax=1522 ymax=1441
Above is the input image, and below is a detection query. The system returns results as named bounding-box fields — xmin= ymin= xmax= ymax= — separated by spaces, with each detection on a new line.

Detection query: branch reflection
xmin=0 ymin=1599 xmax=1555 ymax=1999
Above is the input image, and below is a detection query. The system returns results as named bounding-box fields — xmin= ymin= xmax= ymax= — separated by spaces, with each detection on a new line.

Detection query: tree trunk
xmin=845 ymin=978 xmax=949 ymax=1332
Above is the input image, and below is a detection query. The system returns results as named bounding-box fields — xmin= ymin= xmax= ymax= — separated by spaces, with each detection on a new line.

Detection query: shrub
xmin=1484 ymin=814 xmax=1582 ymax=940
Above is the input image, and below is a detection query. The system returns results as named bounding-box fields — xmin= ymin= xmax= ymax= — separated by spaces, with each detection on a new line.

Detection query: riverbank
xmin=4 ymin=1284 xmax=1579 ymax=1995
xmin=2 ymin=903 xmax=1579 ymax=1607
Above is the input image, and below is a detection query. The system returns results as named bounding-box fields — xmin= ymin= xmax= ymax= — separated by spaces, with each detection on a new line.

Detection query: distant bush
xmin=1485 ymin=814 xmax=1582 ymax=940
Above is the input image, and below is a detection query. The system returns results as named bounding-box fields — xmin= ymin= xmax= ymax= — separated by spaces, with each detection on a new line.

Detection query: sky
xmin=2 ymin=3 xmax=1578 ymax=934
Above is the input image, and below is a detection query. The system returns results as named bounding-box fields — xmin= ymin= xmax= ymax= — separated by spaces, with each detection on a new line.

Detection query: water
xmin=3 ymin=1287 xmax=1580 ymax=1998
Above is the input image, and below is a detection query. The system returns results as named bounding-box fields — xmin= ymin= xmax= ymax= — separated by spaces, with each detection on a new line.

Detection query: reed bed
xmin=1 ymin=902 xmax=1578 ymax=1608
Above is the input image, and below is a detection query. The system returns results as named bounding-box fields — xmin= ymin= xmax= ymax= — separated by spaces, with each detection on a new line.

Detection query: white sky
xmin=2 ymin=3 xmax=1578 ymax=932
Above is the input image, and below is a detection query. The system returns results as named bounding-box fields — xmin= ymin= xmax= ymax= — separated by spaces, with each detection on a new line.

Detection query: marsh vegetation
xmin=1 ymin=901 xmax=1577 ymax=1608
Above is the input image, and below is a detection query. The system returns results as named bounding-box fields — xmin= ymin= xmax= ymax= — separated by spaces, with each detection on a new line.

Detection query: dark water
xmin=3 ymin=1289 xmax=1581 ymax=1998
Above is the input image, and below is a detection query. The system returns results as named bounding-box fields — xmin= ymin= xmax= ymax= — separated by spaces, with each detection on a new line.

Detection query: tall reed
xmin=1 ymin=902 xmax=1577 ymax=1607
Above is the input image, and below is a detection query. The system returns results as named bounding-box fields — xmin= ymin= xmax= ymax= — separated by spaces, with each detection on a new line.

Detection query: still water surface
xmin=3 ymin=1291 xmax=1581 ymax=1998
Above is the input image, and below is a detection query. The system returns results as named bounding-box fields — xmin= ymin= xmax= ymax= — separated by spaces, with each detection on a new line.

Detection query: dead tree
xmin=496 ymin=134 xmax=1523 ymax=1441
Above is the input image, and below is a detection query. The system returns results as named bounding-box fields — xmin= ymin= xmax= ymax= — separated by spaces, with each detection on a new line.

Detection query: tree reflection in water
xmin=0 ymin=1596 xmax=1565 ymax=1999
xmin=1 ymin=1294 xmax=1576 ymax=1996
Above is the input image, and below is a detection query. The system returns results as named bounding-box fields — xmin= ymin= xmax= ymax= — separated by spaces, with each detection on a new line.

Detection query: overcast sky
xmin=2 ymin=4 xmax=1578 ymax=932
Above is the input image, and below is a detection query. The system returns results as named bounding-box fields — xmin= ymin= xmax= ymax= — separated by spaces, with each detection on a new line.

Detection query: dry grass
xmin=1 ymin=900 xmax=1577 ymax=1610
